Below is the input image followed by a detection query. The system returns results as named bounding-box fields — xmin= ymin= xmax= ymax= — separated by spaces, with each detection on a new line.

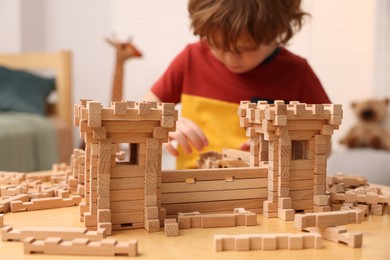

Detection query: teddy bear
xmin=340 ymin=98 xmax=390 ymax=150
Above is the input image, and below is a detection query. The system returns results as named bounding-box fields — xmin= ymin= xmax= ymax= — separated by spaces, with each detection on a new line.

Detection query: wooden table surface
xmin=1 ymin=206 xmax=389 ymax=260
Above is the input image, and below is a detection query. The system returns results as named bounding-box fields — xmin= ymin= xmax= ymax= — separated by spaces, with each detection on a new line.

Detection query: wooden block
xmin=153 ymin=127 xmax=168 ymax=140
xmin=87 ymin=101 xmax=102 ymax=114
xmin=160 ymin=102 xmax=175 ymax=116
xmin=164 ymin=222 xmax=179 ymax=237
xmin=278 ymin=197 xmax=292 ymax=209
xmin=312 ymin=226 xmax=363 ymax=248
xmin=93 ymin=127 xmax=106 ymax=139
xmin=245 ymin=213 xmax=257 ymax=226
xmin=23 ymin=236 xmax=138 ymax=256
xmin=190 ymin=215 xmax=201 ymax=228
xmin=0 ymin=214 xmax=3 ymax=227
xmin=11 ymin=196 xmax=81 ymax=212
xmin=288 ymin=234 xmax=303 ymax=249
xmin=262 ymin=234 xmax=277 ymax=250
xmin=145 ymin=195 xmax=157 ymax=207
xmin=138 ymin=102 xmax=152 ymax=116
xmin=294 ymin=214 xmax=315 ymax=231
xmin=146 ymin=138 xmax=159 ymax=150
xmin=201 ymin=214 xmax=235 ymax=228
xmin=113 ymin=102 xmax=127 ymax=115
xmin=145 ymin=219 xmax=160 ymax=232
xmin=313 ymin=195 xmax=329 ymax=206
xmin=164 ymin=218 xmax=177 ymax=225
xmin=161 ymin=116 xmax=175 ymax=128
xmin=2 ymin=226 xmax=106 ymax=242
xmin=235 ymin=213 xmax=246 ymax=226
xmin=249 ymin=235 xmax=262 ymax=250
xmin=276 ymin=234 xmax=289 ymax=249
xmin=98 ymin=209 xmax=111 ymax=222
xmin=302 ymin=233 xmax=321 ymax=249
xmin=84 ymin=213 xmax=97 ymax=228
xmin=178 ymin=215 xmax=191 ymax=229
xmin=99 ymin=223 xmax=112 ymax=236
xmin=214 ymin=235 xmax=225 ymax=251
xmin=370 ymin=204 xmax=383 ymax=215
xmin=235 ymin=235 xmax=250 ymax=251
xmin=278 ymin=208 xmax=295 ymax=221
xmin=222 ymin=236 xmax=235 ymax=251
xmin=145 ymin=206 xmax=159 ymax=220
xmin=316 ymin=211 xmax=348 ymax=227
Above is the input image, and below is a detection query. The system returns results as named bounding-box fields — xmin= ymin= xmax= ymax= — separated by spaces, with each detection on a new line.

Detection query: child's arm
xmin=142 ymin=91 xmax=209 ymax=157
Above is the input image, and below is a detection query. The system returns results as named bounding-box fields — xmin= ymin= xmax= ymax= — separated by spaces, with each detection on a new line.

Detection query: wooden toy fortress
xmin=71 ymin=99 xmax=342 ymax=235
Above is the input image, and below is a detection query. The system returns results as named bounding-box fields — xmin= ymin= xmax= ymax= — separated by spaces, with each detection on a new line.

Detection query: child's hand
xmin=163 ymin=117 xmax=209 ymax=156
xmin=240 ymin=140 xmax=250 ymax=151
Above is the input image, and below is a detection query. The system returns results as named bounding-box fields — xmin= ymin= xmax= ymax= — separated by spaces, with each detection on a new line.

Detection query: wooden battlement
xmin=238 ymin=100 xmax=342 ymax=127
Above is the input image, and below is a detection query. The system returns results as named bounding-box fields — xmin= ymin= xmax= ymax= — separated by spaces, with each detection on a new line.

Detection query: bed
xmin=0 ymin=51 xmax=73 ymax=171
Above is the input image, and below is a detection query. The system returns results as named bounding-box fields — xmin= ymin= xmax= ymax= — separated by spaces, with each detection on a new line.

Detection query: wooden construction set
xmin=1 ymin=99 xmax=390 ymax=257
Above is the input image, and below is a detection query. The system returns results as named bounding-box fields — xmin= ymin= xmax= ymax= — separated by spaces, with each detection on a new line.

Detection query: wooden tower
xmin=238 ymin=100 xmax=342 ymax=220
xmin=74 ymin=100 xmax=177 ymax=234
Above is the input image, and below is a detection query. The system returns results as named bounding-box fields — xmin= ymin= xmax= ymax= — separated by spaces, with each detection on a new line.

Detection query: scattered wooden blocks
xmin=0 ymin=194 xmax=30 ymax=213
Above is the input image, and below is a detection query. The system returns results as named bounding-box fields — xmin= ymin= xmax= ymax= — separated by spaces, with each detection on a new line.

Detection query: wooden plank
xmin=289 ymin=170 xmax=314 ymax=181
xmin=291 ymin=200 xmax=313 ymax=210
xmin=102 ymin=121 xmax=160 ymax=133
xmin=161 ymin=178 xmax=267 ymax=193
xmin=162 ymin=167 xmax=267 ymax=183
xmin=110 ymin=200 xmax=144 ymax=213
xmin=290 ymin=180 xmax=314 ymax=191
xmin=163 ymin=199 xmax=264 ymax=216
xmin=110 ymin=177 xmax=144 ymax=190
xmin=287 ymin=120 xmax=327 ymax=131
xmin=111 ymin=212 xmax=144 ymax=225
xmin=288 ymin=131 xmax=317 ymax=140
xmin=290 ymin=190 xmax=313 ymax=200
xmin=109 ymin=189 xmax=144 ymax=202
xmin=24 ymin=237 xmax=138 ymax=257
xmin=109 ymin=133 xmax=151 ymax=144
xmin=161 ymin=188 xmax=267 ymax=204
xmin=2 ymin=226 xmax=105 ymax=242
xmin=289 ymin=160 xmax=314 ymax=171
xmin=110 ymin=165 xmax=145 ymax=178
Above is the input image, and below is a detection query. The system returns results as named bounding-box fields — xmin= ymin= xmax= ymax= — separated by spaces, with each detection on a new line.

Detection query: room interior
xmin=0 ymin=0 xmax=389 ymax=184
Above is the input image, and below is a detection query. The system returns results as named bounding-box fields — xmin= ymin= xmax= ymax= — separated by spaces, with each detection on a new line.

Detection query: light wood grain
xmin=0 ymin=205 xmax=389 ymax=259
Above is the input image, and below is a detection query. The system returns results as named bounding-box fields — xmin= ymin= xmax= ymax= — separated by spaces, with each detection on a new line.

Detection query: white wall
xmin=289 ymin=0 xmax=377 ymax=150
xmin=0 ymin=0 xmax=386 ymax=151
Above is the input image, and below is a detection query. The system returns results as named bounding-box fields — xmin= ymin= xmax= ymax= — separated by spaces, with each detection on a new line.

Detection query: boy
xmin=143 ymin=0 xmax=331 ymax=169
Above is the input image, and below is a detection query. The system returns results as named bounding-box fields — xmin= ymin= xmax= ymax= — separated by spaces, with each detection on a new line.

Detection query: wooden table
xmin=1 ymin=206 xmax=389 ymax=259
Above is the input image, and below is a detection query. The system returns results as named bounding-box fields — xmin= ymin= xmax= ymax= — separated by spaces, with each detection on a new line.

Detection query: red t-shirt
xmin=151 ymin=41 xmax=331 ymax=169
xmin=152 ymin=41 xmax=331 ymax=105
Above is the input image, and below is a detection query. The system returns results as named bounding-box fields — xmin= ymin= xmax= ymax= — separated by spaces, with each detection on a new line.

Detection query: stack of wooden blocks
xmin=238 ymin=100 xmax=342 ymax=221
xmin=73 ymin=100 xmax=177 ymax=234
xmin=327 ymin=173 xmax=390 ymax=215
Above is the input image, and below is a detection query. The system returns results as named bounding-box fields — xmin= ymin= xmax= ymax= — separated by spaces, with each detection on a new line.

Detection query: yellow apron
xmin=176 ymin=94 xmax=247 ymax=169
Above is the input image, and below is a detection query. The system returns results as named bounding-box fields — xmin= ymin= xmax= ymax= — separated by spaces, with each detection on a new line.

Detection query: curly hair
xmin=188 ymin=0 xmax=308 ymax=51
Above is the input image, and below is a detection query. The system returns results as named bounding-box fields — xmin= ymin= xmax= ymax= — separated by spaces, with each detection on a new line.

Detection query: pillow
xmin=0 ymin=66 xmax=55 ymax=115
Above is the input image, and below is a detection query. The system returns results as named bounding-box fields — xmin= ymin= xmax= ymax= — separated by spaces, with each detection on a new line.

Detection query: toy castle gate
xmin=74 ymin=100 xmax=177 ymax=234
xmin=238 ymin=101 xmax=342 ymax=220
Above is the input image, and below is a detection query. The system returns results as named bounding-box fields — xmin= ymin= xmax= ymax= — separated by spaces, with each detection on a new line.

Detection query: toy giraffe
xmin=106 ymin=37 xmax=142 ymax=102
